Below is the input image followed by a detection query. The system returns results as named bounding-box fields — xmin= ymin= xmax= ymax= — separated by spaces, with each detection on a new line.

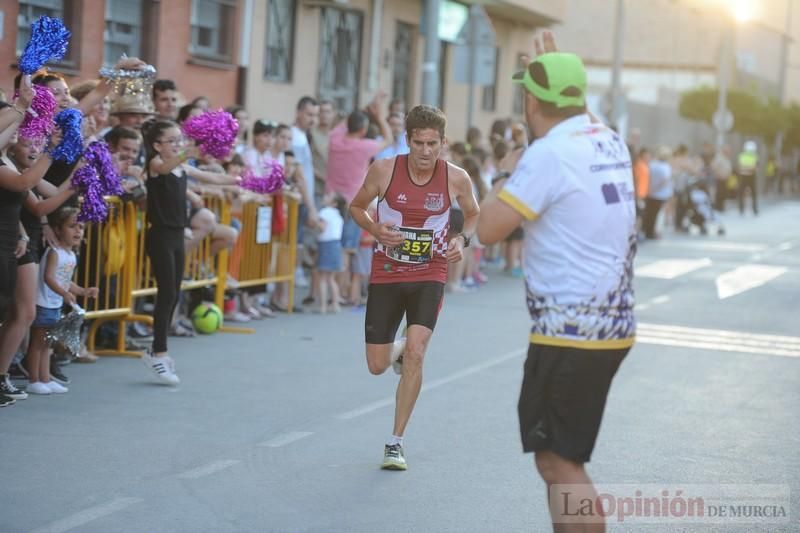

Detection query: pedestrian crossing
xmin=636 ymin=322 xmax=800 ymax=358
xmin=635 ymin=240 xmax=794 ymax=299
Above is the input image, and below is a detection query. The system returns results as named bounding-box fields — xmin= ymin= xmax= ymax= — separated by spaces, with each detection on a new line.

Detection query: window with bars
xmin=264 ymin=0 xmax=296 ymax=82
xmin=392 ymin=22 xmax=414 ymax=106
xmin=104 ymin=0 xmax=142 ymax=66
xmin=481 ymin=47 xmax=500 ymax=112
xmin=189 ymin=0 xmax=236 ymax=62
xmin=16 ymin=0 xmax=77 ymax=65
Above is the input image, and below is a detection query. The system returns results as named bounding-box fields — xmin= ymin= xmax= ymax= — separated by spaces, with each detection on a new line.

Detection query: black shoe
xmin=129 ymin=322 xmax=154 ymax=341
xmin=9 ymin=360 xmax=28 ymax=380
xmin=0 ymin=374 xmax=28 ymax=400
xmin=301 ymin=296 xmax=314 ymax=306
xmin=49 ymin=361 xmax=70 ymax=385
xmin=0 ymin=392 xmax=15 ymax=407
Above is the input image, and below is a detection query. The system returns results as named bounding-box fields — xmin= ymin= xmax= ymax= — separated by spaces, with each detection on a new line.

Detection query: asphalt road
xmin=3 ymin=200 xmax=799 ymax=533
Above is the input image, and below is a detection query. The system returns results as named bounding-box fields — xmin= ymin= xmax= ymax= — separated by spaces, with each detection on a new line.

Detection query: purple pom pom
xmin=240 ymin=161 xmax=285 ymax=194
xmin=71 ymin=165 xmax=108 ymax=223
xmin=18 ymin=86 xmax=57 ymax=142
xmin=18 ymin=16 xmax=71 ymax=74
xmin=50 ymin=108 xmax=83 ymax=163
xmin=181 ymin=109 xmax=239 ymax=160
xmin=83 ymin=141 xmax=123 ymax=196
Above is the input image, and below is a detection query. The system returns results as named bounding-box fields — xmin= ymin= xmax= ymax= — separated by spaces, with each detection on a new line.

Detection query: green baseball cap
xmin=512 ymin=52 xmax=587 ymax=108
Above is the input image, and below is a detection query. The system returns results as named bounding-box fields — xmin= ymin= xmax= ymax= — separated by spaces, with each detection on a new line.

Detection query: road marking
xmin=637 ymin=336 xmax=800 ymax=358
xmin=336 ymin=348 xmax=525 ymax=420
xmin=177 ymin=459 xmax=240 ymax=479
xmin=715 ymin=265 xmax=787 ymax=299
xmin=637 ymin=322 xmax=800 ymax=358
xmin=259 ymin=431 xmax=314 ymax=448
xmin=637 ymin=258 xmax=712 ymax=279
xmin=656 ymin=241 xmax=768 ymax=253
xmin=31 ymin=497 xmax=143 ymax=533
xmin=638 ymin=323 xmax=800 ymax=346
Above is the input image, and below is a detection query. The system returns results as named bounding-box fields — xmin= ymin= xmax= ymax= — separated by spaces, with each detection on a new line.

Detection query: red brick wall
xmin=0 ymin=0 xmax=240 ymax=108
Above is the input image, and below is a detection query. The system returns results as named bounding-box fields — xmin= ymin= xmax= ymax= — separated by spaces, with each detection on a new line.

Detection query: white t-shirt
xmin=317 ymin=206 xmax=344 ymax=242
xmin=38 ymin=246 xmax=77 ymax=309
xmin=292 ymin=126 xmax=315 ymax=200
xmin=499 ymin=114 xmax=636 ymax=349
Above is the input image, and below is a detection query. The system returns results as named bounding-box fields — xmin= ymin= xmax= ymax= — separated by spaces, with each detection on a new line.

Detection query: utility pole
xmin=609 ymin=0 xmax=626 ymax=129
xmin=715 ymin=26 xmax=733 ymax=152
xmin=466 ymin=7 xmax=478 ymax=129
xmin=421 ymin=0 xmax=441 ymax=107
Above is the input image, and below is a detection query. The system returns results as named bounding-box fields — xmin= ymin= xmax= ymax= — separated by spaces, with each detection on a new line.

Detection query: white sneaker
xmin=27 ymin=382 xmax=51 ymax=395
xmin=45 ymin=381 xmax=68 ymax=394
xmin=142 ymin=351 xmax=180 ymax=386
xmin=294 ymin=267 xmax=309 ymax=288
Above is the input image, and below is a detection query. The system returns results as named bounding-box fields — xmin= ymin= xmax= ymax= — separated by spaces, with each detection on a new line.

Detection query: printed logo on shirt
xmin=601 ymin=182 xmax=634 ymax=205
xmin=396 ymin=193 xmax=408 ymax=203
xmin=423 ymin=193 xmax=445 ymax=212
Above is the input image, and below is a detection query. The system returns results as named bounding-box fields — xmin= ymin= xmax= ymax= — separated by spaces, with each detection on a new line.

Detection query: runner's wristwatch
xmin=458 ymin=233 xmax=471 ymax=248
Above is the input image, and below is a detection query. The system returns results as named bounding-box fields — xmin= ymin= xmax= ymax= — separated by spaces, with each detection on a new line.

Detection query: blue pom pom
xmin=50 ymin=108 xmax=83 ymax=164
xmin=18 ymin=16 xmax=71 ymax=74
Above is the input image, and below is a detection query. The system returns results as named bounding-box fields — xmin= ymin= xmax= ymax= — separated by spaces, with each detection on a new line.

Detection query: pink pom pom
xmin=240 ymin=161 xmax=285 ymax=194
xmin=181 ymin=109 xmax=239 ymax=160
xmin=18 ymin=86 xmax=57 ymax=142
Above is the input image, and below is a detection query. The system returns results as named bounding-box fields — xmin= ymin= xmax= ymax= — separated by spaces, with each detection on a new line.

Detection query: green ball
xmin=191 ymin=303 xmax=223 ymax=334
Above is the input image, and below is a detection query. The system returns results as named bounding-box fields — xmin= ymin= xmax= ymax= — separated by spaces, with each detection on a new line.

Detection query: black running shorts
xmin=518 ymin=343 xmax=629 ymax=463
xmin=364 ymin=281 xmax=445 ymax=344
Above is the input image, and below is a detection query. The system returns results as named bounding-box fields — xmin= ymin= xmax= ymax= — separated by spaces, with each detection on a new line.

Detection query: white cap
xmin=744 ymin=140 xmax=757 ymax=152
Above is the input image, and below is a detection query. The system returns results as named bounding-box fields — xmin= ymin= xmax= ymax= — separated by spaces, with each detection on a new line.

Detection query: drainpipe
xmin=367 ymin=0 xmax=384 ymax=97
xmin=237 ymin=0 xmax=254 ymax=106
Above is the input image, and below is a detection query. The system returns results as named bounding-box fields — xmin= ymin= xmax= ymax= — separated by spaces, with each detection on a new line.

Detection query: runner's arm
xmin=349 ymin=159 xmax=403 ymax=247
xmin=451 ymin=167 xmax=480 ymax=242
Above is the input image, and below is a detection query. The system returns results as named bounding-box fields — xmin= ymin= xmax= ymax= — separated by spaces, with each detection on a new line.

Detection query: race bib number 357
xmin=386 ymin=226 xmax=434 ymax=264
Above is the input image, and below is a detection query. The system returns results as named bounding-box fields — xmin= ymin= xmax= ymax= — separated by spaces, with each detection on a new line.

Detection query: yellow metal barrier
xmin=79 ymin=197 xmax=140 ymax=357
xmin=83 ymin=192 xmax=299 ymax=355
xmin=228 ymin=195 xmax=299 ymax=313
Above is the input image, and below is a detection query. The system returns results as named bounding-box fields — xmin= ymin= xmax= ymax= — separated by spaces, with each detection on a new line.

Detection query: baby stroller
xmin=686 ymin=179 xmax=725 ymax=236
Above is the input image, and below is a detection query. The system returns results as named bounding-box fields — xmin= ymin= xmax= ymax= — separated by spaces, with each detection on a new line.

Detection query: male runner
xmin=478 ymin=33 xmax=636 ymax=532
xmin=349 ymin=105 xmax=479 ymax=470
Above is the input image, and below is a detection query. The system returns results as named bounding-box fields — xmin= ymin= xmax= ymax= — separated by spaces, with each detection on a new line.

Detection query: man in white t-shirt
xmin=478 ymin=39 xmax=636 ymax=533
xmin=291 ymin=96 xmax=320 ymax=289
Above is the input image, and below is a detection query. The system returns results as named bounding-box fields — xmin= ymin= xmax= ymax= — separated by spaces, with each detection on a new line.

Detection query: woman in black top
xmin=140 ymin=120 xmax=239 ymax=385
xmin=0 ymin=128 xmax=61 ymax=405
xmin=0 ymin=138 xmax=74 ymax=392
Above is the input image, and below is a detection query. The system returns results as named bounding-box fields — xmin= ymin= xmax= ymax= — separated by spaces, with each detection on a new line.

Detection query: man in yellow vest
xmin=737 ymin=140 xmax=758 ymax=215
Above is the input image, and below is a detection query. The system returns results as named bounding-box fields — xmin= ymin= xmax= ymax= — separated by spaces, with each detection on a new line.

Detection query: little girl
xmin=316 ymin=192 xmax=347 ymax=314
xmin=26 ymin=207 xmax=97 ymax=395
xmin=141 ymin=119 xmax=239 ymax=385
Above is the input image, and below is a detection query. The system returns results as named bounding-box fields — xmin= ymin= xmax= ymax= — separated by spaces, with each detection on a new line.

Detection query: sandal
xmin=74 ymin=350 xmax=99 ymax=363
xmin=169 ymin=323 xmax=196 ymax=337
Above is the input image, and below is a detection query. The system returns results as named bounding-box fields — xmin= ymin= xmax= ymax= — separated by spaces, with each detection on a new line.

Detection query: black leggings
xmin=147 ymin=228 xmax=184 ymax=353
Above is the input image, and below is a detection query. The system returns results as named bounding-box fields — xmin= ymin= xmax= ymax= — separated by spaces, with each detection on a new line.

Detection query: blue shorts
xmin=353 ymin=246 xmax=373 ymax=276
xmin=317 ymin=240 xmax=343 ymax=272
xmin=341 ymin=216 xmax=361 ymax=250
xmin=33 ymin=305 xmax=61 ymax=328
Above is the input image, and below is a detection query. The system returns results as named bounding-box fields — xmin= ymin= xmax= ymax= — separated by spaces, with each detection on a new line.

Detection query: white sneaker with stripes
xmin=142 ymin=351 xmax=180 ymax=386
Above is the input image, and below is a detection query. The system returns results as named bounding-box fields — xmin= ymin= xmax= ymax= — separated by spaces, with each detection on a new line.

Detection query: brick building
xmin=0 ymin=0 xmax=244 ymax=108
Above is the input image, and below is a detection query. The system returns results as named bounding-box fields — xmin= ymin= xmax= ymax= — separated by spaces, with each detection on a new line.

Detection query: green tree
xmin=678 ymin=87 xmax=776 ymax=138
